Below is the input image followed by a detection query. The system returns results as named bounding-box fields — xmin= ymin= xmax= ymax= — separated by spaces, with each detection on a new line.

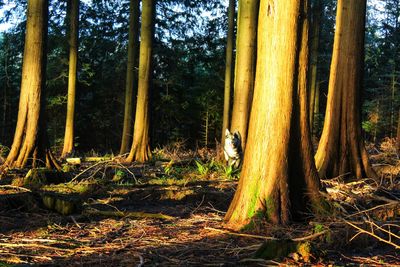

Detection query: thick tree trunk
xmin=126 ymin=0 xmax=154 ymax=163
xmin=220 ymin=0 xmax=235 ymax=150
xmin=2 ymin=0 xmax=54 ymax=169
xmin=315 ymin=0 xmax=376 ymax=179
xmin=120 ymin=0 xmax=140 ymax=155
xmin=229 ymin=0 xmax=258 ymax=149
xmin=225 ymin=0 xmax=322 ymax=229
xmin=61 ymin=0 xmax=79 ymax=158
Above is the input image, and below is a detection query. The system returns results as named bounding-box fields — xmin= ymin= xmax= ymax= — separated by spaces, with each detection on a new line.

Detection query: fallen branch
xmin=70 ymin=160 xmax=113 ymax=182
xmin=205 ymin=227 xmax=277 ymax=240
xmin=83 ymin=207 xmax=175 ymax=220
xmin=205 ymin=226 xmax=328 ymax=242
xmin=344 ymin=220 xmax=400 ymax=249
xmin=0 ymin=242 xmax=73 ymax=252
xmin=0 ymin=185 xmax=31 ymax=192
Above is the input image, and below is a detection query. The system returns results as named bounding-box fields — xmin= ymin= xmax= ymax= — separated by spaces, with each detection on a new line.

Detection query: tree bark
xmin=2 ymin=0 xmax=56 ymax=170
xmin=120 ymin=0 xmax=140 ymax=155
xmin=61 ymin=0 xmax=79 ymax=158
xmin=225 ymin=0 xmax=322 ymax=228
xmin=308 ymin=0 xmax=322 ymax=135
xmin=220 ymin=0 xmax=235 ymax=150
xmin=229 ymin=0 xmax=258 ymax=149
xmin=126 ymin=0 xmax=154 ymax=163
xmin=397 ymin=109 xmax=400 ymax=155
xmin=315 ymin=0 xmax=376 ymax=179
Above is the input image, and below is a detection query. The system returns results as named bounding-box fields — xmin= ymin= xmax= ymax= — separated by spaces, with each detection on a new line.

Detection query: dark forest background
xmin=0 ymin=0 xmax=399 ymax=155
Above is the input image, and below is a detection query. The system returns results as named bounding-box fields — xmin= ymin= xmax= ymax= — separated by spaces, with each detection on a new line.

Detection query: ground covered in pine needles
xmin=0 ymin=140 xmax=399 ymax=266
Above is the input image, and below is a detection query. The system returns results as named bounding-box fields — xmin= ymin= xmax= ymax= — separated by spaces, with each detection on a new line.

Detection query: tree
xmin=225 ymin=0 xmax=322 ymax=228
xmin=397 ymin=109 xmax=400 ymax=154
xmin=315 ymin=0 xmax=376 ymax=180
xmin=220 ymin=0 xmax=235 ymax=147
xmin=126 ymin=0 xmax=154 ymax=162
xmin=61 ymin=0 xmax=79 ymax=158
xmin=120 ymin=0 xmax=140 ymax=155
xmin=229 ymin=0 xmax=258 ymax=149
xmin=2 ymin=0 xmax=59 ymax=169
xmin=308 ymin=0 xmax=322 ymax=135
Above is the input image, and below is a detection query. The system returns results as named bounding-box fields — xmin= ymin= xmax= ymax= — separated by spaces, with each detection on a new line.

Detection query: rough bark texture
xmin=61 ymin=0 xmax=79 ymax=158
xmin=225 ymin=0 xmax=322 ymax=229
xmin=220 ymin=0 xmax=235 ymax=149
xmin=229 ymin=0 xmax=258 ymax=149
xmin=315 ymin=0 xmax=376 ymax=180
xmin=120 ymin=0 xmax=140 ymax=155
xmin=126 ymin=0 xmax=154 ymax=163
xmin=2 ymin=0 xmax=57 ymax=170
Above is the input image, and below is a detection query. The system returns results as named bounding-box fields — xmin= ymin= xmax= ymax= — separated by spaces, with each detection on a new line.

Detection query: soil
xmin=0 ymin=153 xmax=399 ymax=266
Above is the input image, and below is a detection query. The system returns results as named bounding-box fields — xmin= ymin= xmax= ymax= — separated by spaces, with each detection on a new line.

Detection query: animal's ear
xmin=225 ymin=129 xmax=230 ymax=136
xmin=234 ymin=131 xmax=241 ymax=140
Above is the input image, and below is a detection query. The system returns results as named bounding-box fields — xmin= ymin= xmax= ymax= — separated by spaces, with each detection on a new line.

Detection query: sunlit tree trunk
xmin=61 ymin=0 xmax=79 ymax=158
xmin=120 ymin=0 xmax=140 ymax=155
xmin=315 ymin=0 xmax=376 ymax=179
xmin=2 ymin=0 xmax=59 ymax=170
xmin=308 ymin=0 xmax=322 ymax=135
xmin=225 ymin=0 xmax=322 ymax=228
xmin=126 ymin=0 xmax=154 ymax=162
xmin=230 ymin=0 xmax=258 ymax=149
xmin=220 ymin=0 xmax=235 ymax=148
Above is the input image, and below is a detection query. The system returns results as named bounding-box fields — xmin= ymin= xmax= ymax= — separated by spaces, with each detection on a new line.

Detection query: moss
xmin=241 ymin=219 xmax=256 ymax=231
xmin=42 ymin=195 xmax=55 ymax=209
xmin=54 ymin=199 xmax=75 ymax=215
xmin=264 ymin=196 xmax=275 ymax=220
xmin=246 ymin=194 xmax=258 ymax=218
xmin=255 ymin=240 xmax=312 ymax=261
xmin=296 ymin=242 xmax=312 ymax=262
xmin=255 ymin=240 xmax=297 ymax=260
xmin=23 ymin=168 xmax=68 ymax=188
xmin=148 ymin=177 xmax=190 ymax=186
xmin=160 ymin=189 xmax=194 ymax=200
xmin=312 ymin=197 xmax=332 ymax=216
xmin=41 ymin=181 xmax=94 ymax=195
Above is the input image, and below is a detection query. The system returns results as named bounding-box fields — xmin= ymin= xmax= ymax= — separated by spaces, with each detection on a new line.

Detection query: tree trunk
xmin=61 ymin=0 xmax=79 ymax=158
xmin=225 ymin=0 xmax=322 ymax=229
xmin=126 ymin=0 xmax=154 ymax=163
xmin=120 ymin=0 xmax=140 ymax=155
xmin=397 ymin=109 xmax=400 ymax=155
xmin=308 ymin=0 xmax=322 ymax=135
xmin=229 ymin=0 xmax=258 ymax=149
xmin=220 ymin=0 xmax=235 ymax=151
xmin=315 ymin=0 xmax=376 ymax=179
xmin=4 ymin=0 xmax=45 ymax=167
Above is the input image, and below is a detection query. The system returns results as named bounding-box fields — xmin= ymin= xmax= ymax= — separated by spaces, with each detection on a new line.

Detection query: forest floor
xmin=0 ymin=140 xmax=399 ymax=266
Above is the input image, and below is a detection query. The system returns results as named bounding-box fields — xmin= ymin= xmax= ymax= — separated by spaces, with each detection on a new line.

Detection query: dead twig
xmin=83 ymin=207 xmax=175 ymax=220
xmin=344 ymin=220 xmax=400 ymax=249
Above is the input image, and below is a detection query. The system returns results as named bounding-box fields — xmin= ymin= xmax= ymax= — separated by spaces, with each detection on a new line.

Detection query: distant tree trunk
xmin=126 ymin=0 xmax=154 ymax=163
xmin=308 ymin=0 xmax=322 ymax=135
xmin=120 ymin=0 xmax=140 ymax=155
xmin=397 ymin=109 xmax=400 ymax=154
xmin=390 ymin=72 xmax=396 ymax=138
xmin=61 ymin=0 xmax=79 ymax=158
xmin=229 ymin=0 xmax=258 ymax=149
xmin=225 ymin=0 xmax=322 ymax=228
xmin=2 ymin=0 xmax=59 ymax=170
xmin=220 ymin=0 xmax=235 ymax=150
xmin=1 ymin=79 xmax=6 ymax=143
xmin=315 ymin=0 xmax=376 ymax=179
